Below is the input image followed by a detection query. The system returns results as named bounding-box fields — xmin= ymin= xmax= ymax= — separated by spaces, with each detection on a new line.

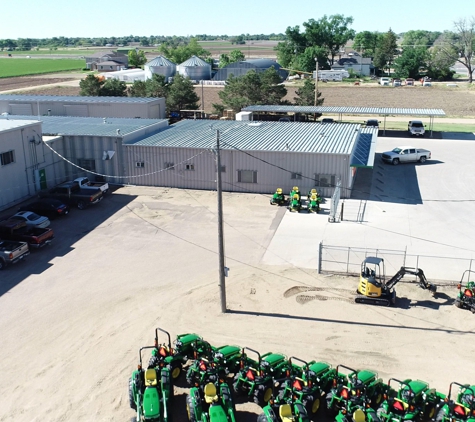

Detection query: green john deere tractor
xmin=258 ymin=378 xmax=310 ymax=422
xmin=186 ymin=375 xmax=237 ymax=422
xmin=232 ymin=347 xmax=290 ymax=406
xmin=129 ymin=346 xmax=174 ymax=422
xmin=270 ymin=188 xmax=288 ymax=206
xmin=435 ymin=382 xmax=475 ymax=422
xmin=326 ymin=365 xmax=385 ymax=416
xmin=149 ymin=328 xmax=204 ymax=380
xmin=277 ymin=357 xmax=336 ymax=420
xmin=186 ymin=341 xmax=242 ymax=387
xmin=455 ymin=271 xmax=475 ymax=313
xmin=376 ymin=378 xmax=442 ymax=422
xmin=288 ymin=194 xmax=302 ymax=213
xmin=307 ymin=194 xmax=321 ymax=213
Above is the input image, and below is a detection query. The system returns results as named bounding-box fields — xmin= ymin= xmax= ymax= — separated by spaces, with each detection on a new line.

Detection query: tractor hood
xmin=309 ymin=361 xmax=331 ymax=376
xmin=357 ymin=370 xmax=377 ymax=384
xmin=208 ymin=404 xmax=229 ymax=422
xmin=407 ymin=380 xmax=429 ymax=395
xmin=262 ymin=353 xmax=286 ymax=366
xmin=143 ymin=386 xmax=161 ymax=419
xmin=217 ymin=345 xmax=241 ymax=357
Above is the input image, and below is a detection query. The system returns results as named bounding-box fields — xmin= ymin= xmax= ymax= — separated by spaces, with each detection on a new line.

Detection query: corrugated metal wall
xmin=123 ymin=145 xmax=353 ymax=198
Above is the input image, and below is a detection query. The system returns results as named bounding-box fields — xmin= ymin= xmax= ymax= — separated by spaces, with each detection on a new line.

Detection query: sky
xmin=1 ymin=0 xmax=472 ymax=39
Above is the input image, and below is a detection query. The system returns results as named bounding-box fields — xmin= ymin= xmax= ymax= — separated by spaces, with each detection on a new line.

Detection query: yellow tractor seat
xmin=293 ymin=186 xmax=299 ymax=191
xmin=204 ymin=383 xmax=218 ymax=404
xmin=311 ymin=194 xmax=317 ymax=201
xmin=353 ymin=408 xmax=366 ymax=422
xmin=293 ymin=194 xmax=299 ymax=200
xmin=311 ymin=189 xmax=317 ymax=194
xmin=279 ymin=404 xmax=293 ymax=422
xmin=276 ymin=188 xmax=283 ymax=194
xmin=144 ymin=369 xmax=158 ymax=387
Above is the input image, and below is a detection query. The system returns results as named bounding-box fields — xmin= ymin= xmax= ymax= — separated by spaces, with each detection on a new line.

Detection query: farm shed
xmin=177 ymin=55 xmax=211 ymax=81
xmin=123 ymin=120 xmax=377 ymax=198
xmin=213 ymin=59 xmax=288 ymax=81
xmin=144 ymin=56 xmax=177 ymax=80
xmin=0 ymin=95 xmax=166 ymax=119
xmin=0 ymin=115 xmax=169 ymax=210
xmin=102 ymin=68 xmax=146 ymax=82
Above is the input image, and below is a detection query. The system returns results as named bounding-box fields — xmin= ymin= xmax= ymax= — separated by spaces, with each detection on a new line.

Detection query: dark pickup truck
xmin=0 ymin=219 xmax=54 ymax=249
xmin=0 ymin=239 xmax=30 ymax=270
xmin=40 ymin=181 xmax=103 ymax=210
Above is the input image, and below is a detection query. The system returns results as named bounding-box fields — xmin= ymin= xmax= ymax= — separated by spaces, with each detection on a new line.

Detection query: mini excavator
xmin=356 ymin=257 xmax=437 ymax=306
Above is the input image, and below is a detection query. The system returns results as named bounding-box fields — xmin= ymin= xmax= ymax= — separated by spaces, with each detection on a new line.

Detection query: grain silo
xmin=144 ymin=56 xmax=177 ymax=80
xmin=177 ymin=55 xmax=211 ymax=81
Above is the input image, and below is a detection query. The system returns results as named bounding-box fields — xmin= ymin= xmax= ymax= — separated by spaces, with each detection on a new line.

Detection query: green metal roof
xmin=130 ymin=119 xmax=363 ymax=155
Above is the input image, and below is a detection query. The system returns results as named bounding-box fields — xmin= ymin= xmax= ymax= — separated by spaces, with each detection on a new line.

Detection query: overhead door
xmin=64 ymin=105 xmax=89 ymax=117
xmin=10 ymin=103 xmax=33 ymax=115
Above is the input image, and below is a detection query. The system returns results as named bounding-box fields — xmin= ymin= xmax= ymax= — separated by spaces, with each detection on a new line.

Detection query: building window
xmin=136 ymin=162 xmax=145 ymax=168
xmin=185 ymin=164 xmax=194 ymax=171
xmin=238 ymin=170 xmax=257 ymax=183
xmin=78 ymin=158 xmax=96 ymax=172
xmin=0 ymin=150 xmax=15 ymax=166
xmin=164 ymin=162 xmax=174 ymax=170
xmin=215 ymin=165 xmax=226 ymax=173
xmin=315 ymin=174 xmax=336 ymax=188
xmin=291 ymin=172 xmax=302 ymax=180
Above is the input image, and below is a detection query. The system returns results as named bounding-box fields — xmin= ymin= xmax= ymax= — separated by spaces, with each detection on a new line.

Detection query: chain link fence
xmin=318 ymin=243 xmax=474 ymax=283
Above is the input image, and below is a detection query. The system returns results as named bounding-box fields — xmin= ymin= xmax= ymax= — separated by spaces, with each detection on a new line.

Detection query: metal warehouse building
xmin=124 ymin=120 xmax=377 ymax=198
xmin=0 ymin=115 xmax=168 ymax=210
xmin=0 ymin=95 xmax=166 ymax=119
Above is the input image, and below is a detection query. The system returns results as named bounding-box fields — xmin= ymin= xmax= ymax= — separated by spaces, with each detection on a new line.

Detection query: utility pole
xmin=314 ymin=58 xmax=319 ymax=106
xmin=216 ymin=129 xmax=227 ymax=313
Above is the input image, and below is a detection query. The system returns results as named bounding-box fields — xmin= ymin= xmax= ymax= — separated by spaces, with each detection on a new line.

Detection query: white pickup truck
xmin=381 ymin=146 xmax=432 ymax=165
xmin=408 ymin=120 xmax=426 ymax=136
xmin=73 ymin=177 xmax=109 ymax=194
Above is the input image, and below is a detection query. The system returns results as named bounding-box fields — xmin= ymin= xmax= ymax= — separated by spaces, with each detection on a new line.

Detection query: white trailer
xmin=313 ymin=70 xmax=350 ymax=81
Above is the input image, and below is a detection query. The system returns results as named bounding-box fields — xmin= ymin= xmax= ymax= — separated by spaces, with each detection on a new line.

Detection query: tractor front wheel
xmin=186 ymin=395 xmax=197 ymax=422
xmin=435 ymin=407 xmax=448 ymax=422
xmin=232 ymin=373 xmax=244 ymax=396
xmin=376 ymin=406 xmax=386 ymax=422
xmin=325 ymin=392 xmax=337 ymax=416
xmin=454 ymin=297 xmax=462 ymax=308
xmin=128 ymin=377 xmax=136 ymax=410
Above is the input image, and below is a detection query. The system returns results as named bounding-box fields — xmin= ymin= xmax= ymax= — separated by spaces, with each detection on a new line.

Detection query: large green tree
xmin=426 ymin=47 xmax=455 ymax=80
xmin=276 ymin=14 xmax=355 ymax=72
xmin=215 ymin=67 xmax=287 ymax=112
xmin=166 ymin=74 xmax=200 ymax=111
xmin=101 ymin=78 xmax=127 ymax=96
xmin=128 ymin=49 xmax=147 ymax=68
xmin=401 ymin=30 xmax=441 ymax=49
xmin=219 ymin=49 xmax=245 ymax=67
xmin=293 ymin=78 xmax=324 ymax=106
xmin=158 ymin=38 xmax=210 ymax=64
xmin=394 ymin=47 xmax=429 ymax=78
xmin=436 ymin=17 xmax=475 ymax=82
xmin=352 ymin=31 xmax=383 ymax=57
xmin=373 ymin=29 xmax=398 ymax=75
xmin=79 ymin=74 xmax=104 ymax=96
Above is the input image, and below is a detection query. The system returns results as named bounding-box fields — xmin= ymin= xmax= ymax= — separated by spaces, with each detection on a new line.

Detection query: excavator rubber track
xmin=354 ymin=296 xmax=392 ymax=307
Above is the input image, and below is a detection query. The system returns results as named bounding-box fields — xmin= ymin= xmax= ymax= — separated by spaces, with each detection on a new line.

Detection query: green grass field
xmin=0 ymin=58 xmax=85 ymax=78
xmin=4 ymin=49 xmax=93 ymax=56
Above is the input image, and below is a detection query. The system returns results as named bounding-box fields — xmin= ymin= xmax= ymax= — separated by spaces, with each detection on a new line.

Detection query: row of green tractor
xmin=270 ymin=187 xmax=323 ymax=213
xmin=128 ymin=328 xmax=475 ymax=422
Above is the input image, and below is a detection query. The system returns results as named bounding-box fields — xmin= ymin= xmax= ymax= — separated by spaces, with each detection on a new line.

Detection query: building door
xmin=38 ymin=169 xmax=47 ymax=189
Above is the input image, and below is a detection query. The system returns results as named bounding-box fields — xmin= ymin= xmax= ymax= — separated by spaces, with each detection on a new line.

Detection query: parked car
xmin=393 ymin=78 xmax=402 ymax=87
xmin=408 ymin=120 xmax=426 ymax=136
xmin=381 ymin=146 xmax=432 ymax=165
xmin=73 ymin=177 xmax=109 ymax=194
xmin=18 ymin=198 xmax=70 ymax=219
xmin=365 ymin=119 xmax=380 ymax=128
xmin=10 ymin=211 xmax=50 ymax=228
xmin=321 ymin=118 xmax=335 ymax=124
xmin=405 ymin=78 xmax=415 ymax=86
xmin=40 ymin=181 xmax=103 ymax=210
xmin=379 ymin=77 xmax=391 ymax=86
xmin=0 ymin=219 xmax=54 ymax=249
xmin=0 ymin=239 xmax=30 ymax=270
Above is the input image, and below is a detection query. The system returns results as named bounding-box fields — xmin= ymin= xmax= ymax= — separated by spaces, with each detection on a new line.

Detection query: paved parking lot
xmin=1 ymin=135 xmax=475 ymax=421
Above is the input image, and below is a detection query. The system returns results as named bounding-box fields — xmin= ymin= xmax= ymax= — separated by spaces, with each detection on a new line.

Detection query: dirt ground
xmin=0 ymin=187 xmax=474 ymax=422
xmin=3 ymin=76 xmax=474 ymax=117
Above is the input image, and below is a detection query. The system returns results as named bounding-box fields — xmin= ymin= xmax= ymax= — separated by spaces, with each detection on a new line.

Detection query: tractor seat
xmin=279 ymin=404 xmax=293 ymax=422
xmin=204 ymin=383 xmax=218 ymax=404
xmin=353 ymin=408 xmax=366 ymax=422
xmin=144 ymin=369 xmax=158 ymax=387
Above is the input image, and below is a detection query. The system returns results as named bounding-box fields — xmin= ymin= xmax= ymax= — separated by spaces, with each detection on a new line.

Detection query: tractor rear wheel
xmin=303 ymin=394 xmax=321 ymax=418
xmin=258 ymin=413 xmax=270 ymax=422
xmin=454 ymin=297 xmax=462 ymax=308
xmin=128 ymin=377 xmax=136 ymax=410
xmin=253 ymin=383 xmax=273 ymax=406
xmin=170 ymin=362 xmax=182 ymax=379
xmin=186 ymin=395 xmax=197 ymax=422
xmin=424 ymin=404 xmax=436 ymax=419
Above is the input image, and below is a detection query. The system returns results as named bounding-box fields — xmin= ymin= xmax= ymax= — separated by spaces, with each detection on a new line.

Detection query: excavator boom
xmin=385 ymin=267 xmax=437 ymax=295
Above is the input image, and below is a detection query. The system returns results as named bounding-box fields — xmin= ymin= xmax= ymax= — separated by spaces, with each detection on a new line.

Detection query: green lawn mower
xmin=258 ymin=378 xmax=310 ymax=422
xmin=186 ymin=341 xmax=242 ymax=387
xmin=277 ymin=357 xmax=336 ymax=420
xmin=288 ymin=194 xmax=302 ymax=213
xmin=270 ymin=188 xmax=288 ymax=206
xmin=326 ymin=365 xmax=385 ymax=416
xmin=435 ymin=382 xmax=475 ymax=422
xmin=232 ymin=348 xmax=290 ymax=406
xmin=129 ymin=346 xmax=174 ymax=422
xmin=334 ymin=382 xmax=381 ymax=422
xmin=455 ymin=270 xmax=475 ymax=313
xmin=376 ymin=378 xmax=442 ymax=422
xmin=186 ymin=377 xmax=237 ymax=422
xmin=307 ymin=194 xmax=321 ymax=213
xmin=148 ymin=328 xmax=204 ymax=380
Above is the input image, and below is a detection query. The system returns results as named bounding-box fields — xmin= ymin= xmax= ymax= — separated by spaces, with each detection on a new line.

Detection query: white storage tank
xmin=144 ymin=56 xmax=177 ymax=80
xmin=177 ymin=55 xmax=211 ymax=81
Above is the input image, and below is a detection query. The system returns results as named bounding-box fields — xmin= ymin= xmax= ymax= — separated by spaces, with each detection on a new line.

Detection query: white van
xmin=379 ymin=77 xmax=391 ymax=86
